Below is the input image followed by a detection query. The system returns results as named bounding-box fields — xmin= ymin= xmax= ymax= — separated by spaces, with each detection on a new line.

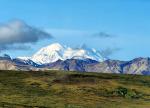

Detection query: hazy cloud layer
xmin=100 ymin=47 xmax=121 ymax=59
xmin=93 ymin=32 xmax=115 ymax=38
xmin=0 ymin=20 xmax=52 ymax=51
xmin=0 ymin=45 xmax=31 ymax=52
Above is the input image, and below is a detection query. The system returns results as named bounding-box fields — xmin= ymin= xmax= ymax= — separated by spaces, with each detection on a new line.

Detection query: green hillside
xmin=0 ymin=70 xmax=149 ymax=108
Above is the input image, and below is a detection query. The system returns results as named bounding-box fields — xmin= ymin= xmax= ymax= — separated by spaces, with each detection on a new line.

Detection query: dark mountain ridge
xmin=0 ymin=54 xmax=150 ymax=75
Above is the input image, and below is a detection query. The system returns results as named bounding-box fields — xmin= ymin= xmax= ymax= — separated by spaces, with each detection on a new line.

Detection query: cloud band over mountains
xmin=0 ymin=20 xmax=52 ymax=51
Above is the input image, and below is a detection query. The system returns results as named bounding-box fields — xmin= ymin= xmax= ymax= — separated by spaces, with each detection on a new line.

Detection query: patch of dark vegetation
xmin=53 ymin=74 xmax=99 ymax=84
xmin=112 ymin=87 xmax=143 ymax=99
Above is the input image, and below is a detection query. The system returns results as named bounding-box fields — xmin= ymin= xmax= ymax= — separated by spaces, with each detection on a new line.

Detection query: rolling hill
xmin=0 ymin=70 xmax=149 ymax=108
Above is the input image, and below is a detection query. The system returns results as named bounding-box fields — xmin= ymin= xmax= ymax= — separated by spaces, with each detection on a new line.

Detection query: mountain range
xmin=0 ymin=43 xmax=150 ymax=75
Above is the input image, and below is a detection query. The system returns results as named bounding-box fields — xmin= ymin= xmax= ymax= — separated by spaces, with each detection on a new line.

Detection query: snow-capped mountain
xmin=31 ymin=43 xmax=104 ymax=64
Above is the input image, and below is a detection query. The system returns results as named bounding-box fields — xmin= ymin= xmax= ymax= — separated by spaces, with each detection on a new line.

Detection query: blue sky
xmin=0 ymin=0 xmax=150 ymax=60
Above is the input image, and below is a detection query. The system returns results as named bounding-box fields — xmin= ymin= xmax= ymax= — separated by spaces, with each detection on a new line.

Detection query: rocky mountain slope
xmin=0 ymin=54 xmax=39 ymax=71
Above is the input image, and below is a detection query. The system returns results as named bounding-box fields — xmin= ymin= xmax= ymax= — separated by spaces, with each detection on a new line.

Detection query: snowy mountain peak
xmin=44 ymin=43 xmax=64 ymax=51
xmin=31 ymin=43 xmax=65 ymax=64
xmin=19 ymin=43 xmax=105 ymax=64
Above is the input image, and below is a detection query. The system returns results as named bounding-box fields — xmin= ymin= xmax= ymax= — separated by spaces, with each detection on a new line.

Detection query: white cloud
xmin=0 ymin=20 xmax=52 ymax=51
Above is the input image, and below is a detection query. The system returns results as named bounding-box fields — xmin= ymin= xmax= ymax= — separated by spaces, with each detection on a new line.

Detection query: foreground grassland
xmin=0 ymin=70 xmax=149 ymax=108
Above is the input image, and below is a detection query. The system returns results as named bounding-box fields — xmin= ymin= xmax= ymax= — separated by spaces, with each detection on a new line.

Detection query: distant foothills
xmin=0 ymin=43 xmax=150 ymax=75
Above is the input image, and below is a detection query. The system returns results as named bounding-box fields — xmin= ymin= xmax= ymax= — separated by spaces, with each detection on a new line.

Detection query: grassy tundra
xmin=0 ymin=70 xmax=149 ymax=108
